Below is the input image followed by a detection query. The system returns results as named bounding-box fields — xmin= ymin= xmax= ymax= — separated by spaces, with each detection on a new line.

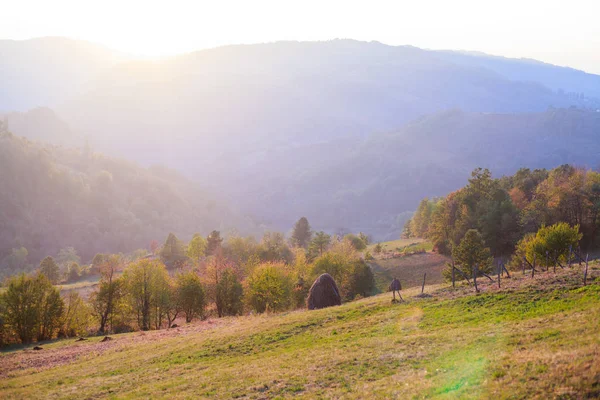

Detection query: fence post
xmin=546 ymin=251 xmax=549 ymax=272
xmin=473 ymin=265 xmax=479 ymax=293
xmin=497 ymin=265 xmax=501 ymax=288
xmin=568 ymin=245 xmax=572 ymax=268
xmin=421 ymin=273 xmax=426 ymax=294
xmin=452 ymin=260 xmax=455 ymax=289
xmin=584 ymin=254 xmax=589 ymax=286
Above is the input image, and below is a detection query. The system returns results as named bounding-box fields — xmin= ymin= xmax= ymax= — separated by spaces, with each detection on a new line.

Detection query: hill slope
xmin=1 ymin=268 xmax=598 ymax=398
xmin=0 ymin=131 xmax=255 ymax=274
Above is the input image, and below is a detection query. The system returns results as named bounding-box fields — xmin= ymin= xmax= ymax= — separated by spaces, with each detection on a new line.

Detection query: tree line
xmin=405 ymin=165 xmax=598 ymax=277
xmin=0 ymin=218 xmax=375 ymax=347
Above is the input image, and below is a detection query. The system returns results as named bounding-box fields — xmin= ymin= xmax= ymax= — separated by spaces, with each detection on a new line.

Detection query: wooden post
xmin=497 ymin=265 xmax=501 ymax=288
xmin=568 ymin=245 xmax=572 ymax=268
xmin=522 ymin=257 xmax=525 ymax=275
xmin=546 ymin=251 xmax=549 ymax=272
xmin=452 ymin=260 xmax=456 ymax=288
xmin=584 ymin=254 xmax=589 ymax=286
xmin=473 ymin=265 xmax=479 ymax=293
xmin=553 ymin=251 xmax=557 ymax=273
xmin=421 ymin=273 xmax=426 ymax=294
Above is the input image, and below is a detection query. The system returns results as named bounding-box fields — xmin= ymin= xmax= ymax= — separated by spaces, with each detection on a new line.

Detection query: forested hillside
xmin=406 ymin=165 xmax=600 ymax=258
xmin=0 ymin=128 xmax=255 ymax=276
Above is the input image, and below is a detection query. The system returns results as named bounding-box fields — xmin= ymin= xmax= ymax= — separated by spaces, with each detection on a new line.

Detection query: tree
xmin=206 ymin=230 xmax=224 ymax=256
xmin=0 ymin=274 xmax=64 ymax=344
xmin=91 ymin=253 xmax=108 ymax=274
xmin=373 ymin=243 xmax=383 ymax=254
xmin=66 ymin=262 xmax=81 ymax=283
xmin=291 ymin=217 xmax=312 ymax=248
xmin=358 ymin=232 xmax=371 ymax=246
xmin=39 ymin=256 xmax=60 ymax=284
xmin=186 ymin=233 xmax=207 ymax=264
xmin=90 ymin=255 xmax=124 ymax=334
xmin=247 ymin=263 xmax=293 ymax=313
xmin=343 ymin=234 xmax=367 ymax=251
xmin=341 ymin=259 xmax=376 ymax=301
xmin=175 ymin=271 xmax=206 ymax=323
xmin=452 ymin=229 xmax=493 ymax=275
xmin=2 ymin=247 xmax=28 ymax=275
xmin=56 ymin=247 xmax=81 ymax=267
xmin=160 ymin=233 xmax=187 ymax=268
xmin=308 ymin=231 xmax=331 ymax=259
xmin=59 ymin=291 xmax=90 ymax=338
xmin=216 ymin=269 xmax=244 ymax=317
xmin=526 ymin=223 xmax=582 ymax=267
xmin=258 ymin=232 xmax=294 ymax=263
xmin=123 ymin=259 xmax=170 ymax=331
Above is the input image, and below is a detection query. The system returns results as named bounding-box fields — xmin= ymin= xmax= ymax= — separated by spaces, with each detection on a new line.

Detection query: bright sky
xmin=3 ymin=0 xmax=600 ymax=74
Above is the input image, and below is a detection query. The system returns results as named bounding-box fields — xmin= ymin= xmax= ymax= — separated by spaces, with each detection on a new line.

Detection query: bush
xmin=1 ymin=274 xmax=64 ymax=344
xmin=176 ymin=271 xmax=206 ymax=322
xmin=247 ymin=263 xmax=293 ymax=313
xmin=216 ymin=269 xmax=244 ymax=316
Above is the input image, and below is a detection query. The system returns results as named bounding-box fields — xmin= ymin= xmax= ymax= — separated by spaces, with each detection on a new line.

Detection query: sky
xmin=2 ymin=0 xmax=600 ymax=74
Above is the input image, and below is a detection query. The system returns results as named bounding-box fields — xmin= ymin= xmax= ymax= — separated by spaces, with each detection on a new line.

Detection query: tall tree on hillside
xmin=175 ymin=271 xmax=206 ymax=323
xmin=186 ymin=233 xmax=207 ymax=264
xmin=452 ymin=229 xmax=493 ymax=275
xmin=216 ymin=268 xmax=244 ymax=317
xmin=308 ymin=231 xmax=331 ymax=259
xmin=160 ymin=233 xmax=187 ymax=267
xmin=90 ymin=255 xmax=124 ymax=334
xmin=39 ymin=256 xmax=60 ymax=284
xmin=291 ymin=217 xmax=312 ymax=248
xmin=206 ymin=230 xmax=223 ymax=256
xmin=123 ymin=259 xmax=170 ymax=331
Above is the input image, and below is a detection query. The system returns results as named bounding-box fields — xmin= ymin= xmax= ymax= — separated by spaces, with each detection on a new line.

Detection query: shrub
xmin=247 ymin=263 xmax=293 ymax=313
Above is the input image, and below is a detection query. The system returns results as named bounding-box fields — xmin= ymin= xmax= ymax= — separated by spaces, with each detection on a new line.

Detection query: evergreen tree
xmin=308 ymin=231 xmax=331 ymax=259
xmin=206 ymin=230 xmax=223 ymax=256
xmin=452 ymin=229 xmax=493 ymax=275
xmin=39 ymin=256 xmax=60 ymax=284
xmin=216 ymin=269 xmax=243 ymax=317
xmin=291 ymin=217 xmax=312 ymax=248
xmin=159 ymin=233 xmax=187 ymax=267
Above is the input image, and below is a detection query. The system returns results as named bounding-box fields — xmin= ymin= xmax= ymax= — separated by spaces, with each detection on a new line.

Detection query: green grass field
xmin=1 ymin=267 xmax=598 ymax=399
xmin=367 ymin=238 xmax=426 ymax=253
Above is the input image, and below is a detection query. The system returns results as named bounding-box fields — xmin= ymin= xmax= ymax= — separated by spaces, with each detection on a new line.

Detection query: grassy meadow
xmin=1 ymin=266 xmax=598 ymax=399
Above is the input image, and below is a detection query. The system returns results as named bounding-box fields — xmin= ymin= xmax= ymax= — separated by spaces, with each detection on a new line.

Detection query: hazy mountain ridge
xmin=3 ymin=38 xmax=600 ymax=241
xmin=0 ymin=130 xmax=257 ymax=270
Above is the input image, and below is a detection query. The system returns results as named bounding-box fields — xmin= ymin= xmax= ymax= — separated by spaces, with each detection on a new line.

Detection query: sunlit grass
xmin=1 ymin=274 xmax=598 ymax=399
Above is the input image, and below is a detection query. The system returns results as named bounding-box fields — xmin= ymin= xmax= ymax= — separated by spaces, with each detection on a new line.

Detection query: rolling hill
xmin=0 ymin=130 xmax=256 ymax=275
xmin=1 ymin=267 xmax=598 ymax=398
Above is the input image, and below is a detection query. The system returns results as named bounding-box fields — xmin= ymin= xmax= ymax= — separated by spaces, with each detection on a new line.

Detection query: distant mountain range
xmin=2 ymin=37 xmax=600 ymax=242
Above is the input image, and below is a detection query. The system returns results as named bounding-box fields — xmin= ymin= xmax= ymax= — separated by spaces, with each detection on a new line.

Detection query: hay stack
xmin=307 ymin=273 xmax=342 ymax=310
